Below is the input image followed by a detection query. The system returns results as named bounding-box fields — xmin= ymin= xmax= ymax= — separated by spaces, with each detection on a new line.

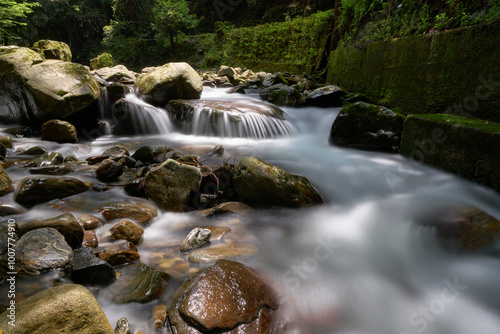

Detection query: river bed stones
xmin=96 ymin=158 xmax=123 ymax=181
xmin=232 ymin=156 xmax=323 ymax=208
xmin=305 ymin=85 xmax=347 ymax=107
xmin=168 ymin=259 xmax=282 ymax=334
xmin=16 ymin=227 xmax=73 ymax=275
xmin=14 ymin=176 xmax=89 ymax=205
xmin=17 ymin=213 xmax=84 ymax=248
xmin=0 ymin=284 xmax=115 ymax=334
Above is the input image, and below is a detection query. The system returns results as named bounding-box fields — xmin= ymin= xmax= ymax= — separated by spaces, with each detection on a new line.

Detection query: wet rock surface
xmin=232 ymin=156 xmax=323 ymax=208
xmin=97 ymin=201 xmax=158 ymax=225
xmin=41 ymin=119 xmax=78 ymax=143
xmin=72 ymin=247 xmax=116 ymax=285
xmin=180 ymin=227 xmax=212 ymax=252
xmin=145 ymin=159 xmax=202 ymax=212
xmin=0 ymin=284 xmax=115 ymax=333
xmin=16 ymin=227 xmax=73 ymax=275
xmin=169 ymin=260 xmax=282 ymax=334
xmin=109 ymin=220 xmax=144 ymax=244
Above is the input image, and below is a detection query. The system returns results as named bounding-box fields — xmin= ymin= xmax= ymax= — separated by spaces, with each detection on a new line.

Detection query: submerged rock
xmin=232 ymin=157 xmax=323 ymax=208
xmin=330 ymin=101 xmax=405 ymax=153
xmin=97 ymin=201 xmax=158 ymax=225
xmin=0 ymin=284 xmax=115 ymax=333
xmin=180 ymin=227 xmax=212 ymax=252
xmin=72 ymin=247 xmax=116 ymax=286
xmin=105 ymin=263 xmax=169 ymax=304
xmin=135 ymin=62 xmax=203 ymax=106
xmin=33 ymin=151 xmax=64 ymax=166
xmin=41 ymin=119 xmax=78 ymax=143
xmin=33 ymin=39 xmax=72 ymax=62
xmin=169 ymin=260 xmax=281 ymax=334
xmin=16 ymin=227 xmax=73 ymax=275
xmin=17 ymin=213 xmax=84 ymax=248
xmin=98 ymin=248 xmax=140 ymax=266
xmin=145 ymin=159 xmax=202 ymax=212
xmin=14 ymin=177 xmax=89 ymax=205
xmin=167 ymin=99 xmax=295 ymax=138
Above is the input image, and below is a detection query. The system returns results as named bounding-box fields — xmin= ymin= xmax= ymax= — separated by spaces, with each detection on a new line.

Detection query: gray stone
xmin=180 ymin=227 xmax=211 ymax=252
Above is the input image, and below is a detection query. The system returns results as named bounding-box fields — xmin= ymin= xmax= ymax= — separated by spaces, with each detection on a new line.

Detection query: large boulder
xmin=232 ymin=157 xmax=323 ymax=208
xmin=0 ymin=46 xmax=100 ymax=123
xmin=168 ymin=260 xmax=282 ymax=334
xmin=0 ymin=284 xmax=115 ymax=334
xmin=135 ymin=62 xmax=203 ymax=106
xmin=14 ymin=177 xmax=89 ymax=205
xmin=33 ymin=40 xmax=72 ymax=62
xmin=145 ymin=159 xmax=202 ymax=212
xmin=330 ymin=101 xmax=406 ymax=153
xmin=90 ymin=52 xmax=114 ymax=70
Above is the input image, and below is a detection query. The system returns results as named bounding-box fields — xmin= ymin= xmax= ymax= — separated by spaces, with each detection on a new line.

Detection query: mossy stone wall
xmin=327 ymin=22 xmax=500 ymax=122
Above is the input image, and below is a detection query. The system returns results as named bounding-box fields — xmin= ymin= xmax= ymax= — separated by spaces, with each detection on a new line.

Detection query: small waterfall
xmin=115 ymin=94 xmax=174 ymax=135
xmin=171 ymin=99 xmax=298 ymax=139
xmin=97 ymin=87 xmax=113 ymax=135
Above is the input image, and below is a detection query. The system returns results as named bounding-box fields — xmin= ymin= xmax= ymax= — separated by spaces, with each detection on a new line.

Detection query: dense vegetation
xmin=0 ymin=0 xmax=498 ymax=71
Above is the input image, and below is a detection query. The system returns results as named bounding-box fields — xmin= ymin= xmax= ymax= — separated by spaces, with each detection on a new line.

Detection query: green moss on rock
xmin=90 ymin=53 xmax=114 ymax=70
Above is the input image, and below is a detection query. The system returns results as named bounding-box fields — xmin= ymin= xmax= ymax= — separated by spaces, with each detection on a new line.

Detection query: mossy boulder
xmin=0 ymin=284 xmax=115 ymax=334
xmin=33 ymin=40 xmax=72 ymax=62
xmin=259 ymin=84 xmax=304 ymax=107
xmin=90 ymin=52 xmax=114 ymax=70
xmin=401 ymin=114 xmax=500 ymax=192
xmin=330 ymin=101 xmax=406 ymax=153
xmin=0 ymin=47 xmax=100 ymax=122
xmin=41 ymin=119 xmax=78 ymax=143
xmin=135 ymin=62 xmax=203 ymax=106
xmin=232 ymin=156 xmax=323 ymax=208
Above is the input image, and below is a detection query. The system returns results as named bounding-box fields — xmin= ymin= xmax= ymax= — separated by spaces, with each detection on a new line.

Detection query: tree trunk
xmin=169 ymin=30 xmax=176 ymax=54
xmin=331 ymin=0 xmax=341 ymax=50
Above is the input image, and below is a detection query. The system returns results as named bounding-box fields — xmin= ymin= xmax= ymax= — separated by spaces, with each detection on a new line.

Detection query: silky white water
xmin=3 ymin=87 xmax=500 ymax=333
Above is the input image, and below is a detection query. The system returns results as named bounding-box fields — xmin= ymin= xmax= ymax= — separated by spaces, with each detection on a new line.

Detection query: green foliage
xmin=220 ymin=10 xmax=334 ymax=71
xmin=90 ymin=52 xmax=114 ymax=69
xmin=153 ymin=0 xmax=198 ymax=48
xmin=0 ymin=0 xmax=39 ymax=42
xmin=337 ymin=0 xmax=500 ymax=45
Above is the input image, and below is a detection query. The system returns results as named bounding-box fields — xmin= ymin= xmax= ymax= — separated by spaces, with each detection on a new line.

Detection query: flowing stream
xmin=3 ymin=87 xmax=500 ymax=333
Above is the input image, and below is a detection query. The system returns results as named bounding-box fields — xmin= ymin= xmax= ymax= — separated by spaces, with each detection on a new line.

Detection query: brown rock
xmin=188 ymin=243 xmax=257 ymax=264
xmin=203 ymin=226 xmax=232 ymax=241
xmin=83 ymin=230 xmax=98 ymax=248
xmin=98 ymin=249 xmax=140 ymax=266
xmin=76 ymin=213 xmax=103 ymax=230
xmin=196 ymin=202 xmax=251 ymax=218
xmin=154 ymin=305 xmax=168 ymax=329
xmin=169 ymin=260 xmax=280 ymax=333
xmin=109 ymin=220 xmax=144 ymax=244
xmin=97 ymin=201 xmax=158 ymax=225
